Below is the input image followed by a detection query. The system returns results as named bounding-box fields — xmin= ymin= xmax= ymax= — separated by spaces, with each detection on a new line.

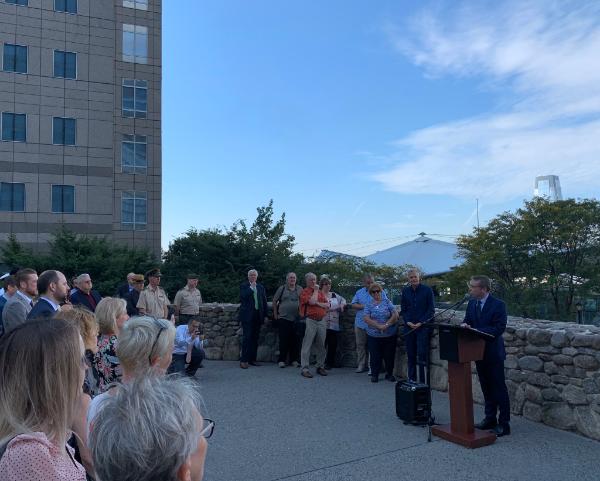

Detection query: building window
xmin=122 ymin=24 xmax=148 ymax=63
xmin=1 ymin=112 xmax=26 ymax=142
xmin=122 ymin=134 xmax=147 ymax=173
xmin=0 ymin=183 xmax=25 ymax=212
xmin=122 ymin=79 xmax=147 ymax=118
xmin=53 ymin=117 xmax=76 ymax=145
xmin=121 ymin=191 xmax=147 ymax=229
xmin=54 ymin=50 xmax=77 ymax=79
xmin=123 ymin=0 xmax=147 ymax=9
xmin=5 ymin=0 xmax=29 ymax=6
xmin=3 ymin=44 xmax=27 ymax=73
xmin=51 ymin=185 xmax=75 ymax=213
xmin=54 ymin=0 xmax=77 ymax=13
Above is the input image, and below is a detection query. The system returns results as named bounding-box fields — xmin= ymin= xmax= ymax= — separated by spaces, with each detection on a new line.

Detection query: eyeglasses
xmin=148 ymin=319 xmax=167 ymax=365
xmin=370 ymin=290 xmax=381 ymax=294
xmin=200 ymin=418 xmax=215 ymax=439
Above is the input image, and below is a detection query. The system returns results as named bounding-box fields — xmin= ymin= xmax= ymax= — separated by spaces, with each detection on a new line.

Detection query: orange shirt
xmin=299 ymin=287 xmax=328 ymax=321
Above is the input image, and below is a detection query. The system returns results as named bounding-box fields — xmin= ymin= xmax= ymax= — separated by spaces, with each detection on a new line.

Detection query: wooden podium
xmin=431 ymin=324 xmax=497 ymax=448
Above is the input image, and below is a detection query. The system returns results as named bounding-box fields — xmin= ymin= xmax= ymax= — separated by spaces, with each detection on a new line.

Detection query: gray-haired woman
xmin=90 ymin=375 xmax=212 ymax=481
xmin=86 ymin=316 xmax=176 ymax=436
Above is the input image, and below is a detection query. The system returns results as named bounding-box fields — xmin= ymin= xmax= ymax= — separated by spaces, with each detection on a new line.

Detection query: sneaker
xmin=316 ymin=367 xmax=328 ymax=376
xmin=301 ymin=369 xmax=313 ymax=379
xmin=278 ymin=362 xmax=286 ymax=368
xmin=367 ymin=368 xmax=372 ymax=376
xmin=292 ymin=361 xmax=299 ymax=368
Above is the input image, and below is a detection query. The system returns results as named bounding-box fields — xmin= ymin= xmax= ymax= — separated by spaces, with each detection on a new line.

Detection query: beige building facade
xmin=0 ymin=0 xmax=161 ymax=257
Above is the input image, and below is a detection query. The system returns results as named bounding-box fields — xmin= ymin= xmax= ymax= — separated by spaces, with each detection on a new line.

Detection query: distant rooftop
xmin=365 ymin=233 xmax=464 ymax=275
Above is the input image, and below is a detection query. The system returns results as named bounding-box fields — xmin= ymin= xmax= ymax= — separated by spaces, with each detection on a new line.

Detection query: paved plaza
xmin=198 ymin=361 xmax=598 ymax=481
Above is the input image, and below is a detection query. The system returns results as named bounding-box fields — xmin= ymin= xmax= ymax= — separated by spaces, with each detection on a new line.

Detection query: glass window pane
xmin=55 ymin=0 xmax=65 ymax=10
xmin=122 ymin=197 xmax=134 ymax=223
xmin=53 ymin=117 xmax=64 ymax=144
xmin=0 ymin=183 xmax=11 ymax=211
xmin=15 ymin=45 xmax=27 ymax=73
xmin=14 ymin=113 xmax=26 ymax=142
xmin=64 ymin=118 xmax=76 ymax=145
xmin=65 ymin=52 xmax=76 ymax=79
xmin=135 ymin=141 xmax=147 ymax=167
xmin=122 ymin=86 xmax=134 ymax=112
xmin=63 ymin=185 xmax=74 ymax=213
xmin=2 ymin=113 xmax=14 ymax=141
xmin=51 ymin=185 xmax=61 ymax=212
xmin=3 ymin=44 xmax=15 ymax=72
xmin=134 ymin=198 xmax=147 ymax=224
xmin=13 ymin=183 xmax=24 ymax=211
xmin=123 ymin=29 xmax=135 ymax=60
xmin=122 ymin=141 xmax=134 ymax=167
xmin=66 ymin=0 xmax=77 ymax=13
xmin=136 ymin=87 xmax=147 ymax=115
xmin=134 ymin=27 xmax=148 ymax=63
xmin=54 ymin=50 xmax=64 ymax=77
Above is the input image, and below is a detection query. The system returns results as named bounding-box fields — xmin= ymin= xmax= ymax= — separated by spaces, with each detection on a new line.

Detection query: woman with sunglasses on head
xmin=319 ymin=276 xmax=346 ymax=370
xmin=92 ymin=297 xmax=129 ymax=395
xmin=363 ymin=283 xmax=399 ymax=383
xmin=86 ymin=316 xmax=175 ymax=437
xmin=0 ymin=319 xmax=88 ymax=480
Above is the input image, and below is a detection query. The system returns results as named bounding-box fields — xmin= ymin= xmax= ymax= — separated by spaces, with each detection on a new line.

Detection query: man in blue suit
xmin=238 ymin=269 xmax=268 ymax=369
xmin=28 ymin=270 xmax=70 ymax=319
xmin=401 ymin=269 xmax=435 ymax=383
xmin=461 ymin=275 xmax=511 ymax=436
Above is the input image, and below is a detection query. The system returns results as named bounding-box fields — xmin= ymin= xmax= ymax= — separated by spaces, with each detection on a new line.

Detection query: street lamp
xmin=575 ymin=301 xmax=583 ymax=325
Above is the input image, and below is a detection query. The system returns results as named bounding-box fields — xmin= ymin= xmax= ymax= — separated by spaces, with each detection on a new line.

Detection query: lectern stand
xmin=431 ymin=324 xmax=497 ymax=448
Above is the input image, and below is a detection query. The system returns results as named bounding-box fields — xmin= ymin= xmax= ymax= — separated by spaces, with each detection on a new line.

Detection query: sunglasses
xmin=200 ymin=418 xmax=215 ymax=439
xmin=148 ymin=319 xmax=167 ymax=365
xmin=370 ymin=290 xmax=381 ymax=294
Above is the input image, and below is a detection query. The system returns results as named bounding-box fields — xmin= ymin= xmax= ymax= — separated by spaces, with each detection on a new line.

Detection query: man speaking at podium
xmin=461 ymin=275 xmax=511 ymax=437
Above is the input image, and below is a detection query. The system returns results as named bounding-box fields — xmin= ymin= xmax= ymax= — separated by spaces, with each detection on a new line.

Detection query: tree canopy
xmin=447 ymin=198 xmax=600 ymax=320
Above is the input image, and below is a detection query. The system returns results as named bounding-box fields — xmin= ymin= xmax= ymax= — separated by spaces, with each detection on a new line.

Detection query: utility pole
xmin=476 ymin=198 xmax=480 ymax=230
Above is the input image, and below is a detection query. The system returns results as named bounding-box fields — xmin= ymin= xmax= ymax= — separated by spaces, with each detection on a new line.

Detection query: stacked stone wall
xmin=197 ymin=303 xmax=600 ymax=441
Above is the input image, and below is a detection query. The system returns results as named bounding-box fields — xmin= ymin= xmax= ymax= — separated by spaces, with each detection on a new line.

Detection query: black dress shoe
xmin=475 ymin=418 xmax=497 ymax=430
xmin=493 ymin=423 xmax=511 ymax=437
xmin=371 ymin=376 xmax=379 ymax=383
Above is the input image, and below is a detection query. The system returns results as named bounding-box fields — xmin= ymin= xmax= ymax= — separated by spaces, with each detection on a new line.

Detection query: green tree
xmin=162 ymin=201 xmax=304 ymax=302
xmin=449 ymin=198 xmax=600 ymax=320
xmin=1 ymin=228 xmax=157 ymax=296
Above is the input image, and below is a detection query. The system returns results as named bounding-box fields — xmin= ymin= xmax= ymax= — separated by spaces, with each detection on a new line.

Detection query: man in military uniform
xmin=174 ymin=273 xmax=203 ymax=326
xmin=137 ymin=269 xmax=170 ymax=319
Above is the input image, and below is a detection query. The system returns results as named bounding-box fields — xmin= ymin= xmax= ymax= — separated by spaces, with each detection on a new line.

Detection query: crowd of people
xmin=0 ymin=264 xmax=510 ymax=479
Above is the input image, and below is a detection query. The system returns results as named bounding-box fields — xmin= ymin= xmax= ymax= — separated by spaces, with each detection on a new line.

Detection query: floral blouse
xmin=92 ymin=334 xmax=122 ymax=395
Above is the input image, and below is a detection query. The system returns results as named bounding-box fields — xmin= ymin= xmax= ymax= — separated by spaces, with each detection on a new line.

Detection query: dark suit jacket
xmin=70 ymin=289 xmax=102 ymax=312
xmin=125 ymin=289 xmax=140 ymax=316
xmin=116 ymin=283 xmax=133 ymax=299
xmin=400 ymin=284 xmax=435 ymax=327
xmin=239 ymin=281 xmax=268 ymax=324
xmin=27 ymin=298 xmax=58 ymax=320
xmin=464 ymin=294 xmax=507 ymax=362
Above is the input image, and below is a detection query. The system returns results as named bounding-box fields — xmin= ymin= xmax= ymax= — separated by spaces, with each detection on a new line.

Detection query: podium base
xmin=431 ymin=424 xmax=496 ymax=449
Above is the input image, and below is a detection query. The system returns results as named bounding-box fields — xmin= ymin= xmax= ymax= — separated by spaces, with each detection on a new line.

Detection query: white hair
xmin=305 ymin=272 xmax=317 ymax=281
xmin=286 ymin=272 xmax=296 ymax=280
xmin=75 ymin=273 xmax=91 ymax=284
xmin=116 ymin=316 xmax=175 ymax=374
xmin=247 ymin=269 xmax=258 ymax=276
xmin=90 ymin=376 xmax=205 ymax=481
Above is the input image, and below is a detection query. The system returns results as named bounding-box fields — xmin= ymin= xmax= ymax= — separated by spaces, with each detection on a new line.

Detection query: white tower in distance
xmin=534 ymin=175 xmax=563 ymax=201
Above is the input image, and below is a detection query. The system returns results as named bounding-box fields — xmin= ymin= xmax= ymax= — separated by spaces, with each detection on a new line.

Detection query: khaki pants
xmin=355 ymin=326 xmax=369 ymax=369
xmin=301 ymin=317 xmax=327 ymax=370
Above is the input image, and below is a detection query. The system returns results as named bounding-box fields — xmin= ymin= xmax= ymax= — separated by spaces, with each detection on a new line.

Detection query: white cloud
xmin=375 ymin=1 xmax=600 ymax=202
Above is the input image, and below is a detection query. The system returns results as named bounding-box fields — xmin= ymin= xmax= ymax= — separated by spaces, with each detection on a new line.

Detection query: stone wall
xmin=197 ymin=303 xmax=600 ymax=441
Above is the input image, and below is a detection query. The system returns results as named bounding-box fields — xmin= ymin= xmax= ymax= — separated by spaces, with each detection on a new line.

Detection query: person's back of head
xmin=96 ymin=297 xmax=128 ymax=335
xmin=55 ymin=306 xmax=99 ymax=353
xmin=90 ymin=375 xmax=209 ymax=481
xmin=0 ymin=318 xmax=83 ymax=447
xmin=116 ymin=315 xmax=176 ymax=376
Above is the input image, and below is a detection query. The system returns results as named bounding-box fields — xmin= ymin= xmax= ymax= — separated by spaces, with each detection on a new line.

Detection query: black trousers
xmin=169 ymin=347 xmax=205 ymax=377
xmin=325 ymin=329 xmax=339 ymax=367
xmin=476 ymin=359 xmax=511 ymax=424
xmin=278 ymin=319 xmax=300 ymax=364
xmin=405 ymin=327 xmax=430 ymax=383
xmin=367 ymin=334 xmax=397 ymax=378
xmin=240 ymin=310 xmax=261 ymax=363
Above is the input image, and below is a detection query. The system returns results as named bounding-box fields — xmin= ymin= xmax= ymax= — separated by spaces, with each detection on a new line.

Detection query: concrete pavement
xmin=196 ymin=361 xmax=598 ymax=481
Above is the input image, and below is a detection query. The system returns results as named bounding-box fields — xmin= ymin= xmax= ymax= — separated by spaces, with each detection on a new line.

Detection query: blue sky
xmin=162 ymin=1 xmax=600 ymax=257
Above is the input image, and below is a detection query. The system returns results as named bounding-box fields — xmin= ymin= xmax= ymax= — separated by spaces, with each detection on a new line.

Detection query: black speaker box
xmin=395 ymin=380 xmax=431 ymax=424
